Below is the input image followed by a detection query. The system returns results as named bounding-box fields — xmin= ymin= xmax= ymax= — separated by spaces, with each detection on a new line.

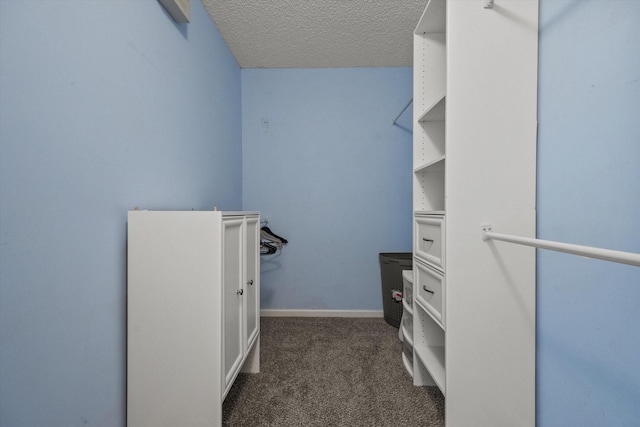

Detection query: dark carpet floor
xmin=222 ymin=317 xmax=445 ymax=426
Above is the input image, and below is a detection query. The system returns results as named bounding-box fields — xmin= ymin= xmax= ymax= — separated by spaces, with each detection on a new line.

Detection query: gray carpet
xmin=222 ymin=317 xmax=445 ymax=426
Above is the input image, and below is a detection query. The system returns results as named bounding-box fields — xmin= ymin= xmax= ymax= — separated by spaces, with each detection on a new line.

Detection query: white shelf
xmin=413 ymin=165 xmax=445 ymax=212
xmin=416 ymin=298 xmax=444 ymax=331
xmin=414 ymin=343 xmax=445 ymax=395
xmin=414 ymin=210 xmax=445 ymax=216
xmin=414 ymin=154 xmax=445 ymax=174
xmin=413 ymin=117 xmax=444 ymax=170
xmin=414 ymin=33 xmax=446 ymax=118
xmin=158 ymin=0 xmax=190 ymax=23
xmin=414 ymin=0 xmax=446 ymax=34
xmin=417 ymin=95 xmax=446 ymax=123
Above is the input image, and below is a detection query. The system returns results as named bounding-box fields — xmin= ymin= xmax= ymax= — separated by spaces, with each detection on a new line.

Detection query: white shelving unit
xmin=413 ymin=1 xmax=446 ymax=214
xmin=411 ymin=0 xmax=538 ymax=426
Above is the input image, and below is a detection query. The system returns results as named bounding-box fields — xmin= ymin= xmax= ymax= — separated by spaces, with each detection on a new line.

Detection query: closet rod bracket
xmin=481 ymin=224 xmax=493 ymax=240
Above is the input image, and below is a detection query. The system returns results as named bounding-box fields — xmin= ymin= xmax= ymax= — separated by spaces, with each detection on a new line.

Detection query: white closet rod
xmin=392 ymin=98 xmax=413 ymax=125
xmin=481 ymin=225 xmax=640 ymax=267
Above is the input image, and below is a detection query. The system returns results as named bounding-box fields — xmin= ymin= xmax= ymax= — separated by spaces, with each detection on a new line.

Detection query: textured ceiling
xmin=200 ymin=0 xmax=428 ymax=69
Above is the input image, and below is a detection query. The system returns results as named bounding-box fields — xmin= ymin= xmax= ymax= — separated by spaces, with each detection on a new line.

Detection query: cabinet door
xmin=244 ymin=216 xmax=260 ymax=348
xmin=222 ymin=217 xmax=244 ymax=389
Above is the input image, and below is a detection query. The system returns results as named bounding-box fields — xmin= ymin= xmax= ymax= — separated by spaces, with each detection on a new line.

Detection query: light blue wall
xmin=0 ymin=1 xmax=241 ymax=425
xmin=242 ymin=68 xmax=413 ymax=311
xmin=4 ymin=0 xmax=638 ymax=425
xmin=537 ymin=1 xmax=640 ymax=425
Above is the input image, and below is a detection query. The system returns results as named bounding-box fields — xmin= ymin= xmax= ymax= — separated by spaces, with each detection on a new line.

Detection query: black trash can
xmin=379 ymin=252 xmax=413 ymax=328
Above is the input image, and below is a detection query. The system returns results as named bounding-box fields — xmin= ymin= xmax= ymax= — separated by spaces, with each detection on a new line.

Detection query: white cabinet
xmin=127 ymin=210 xmax=260 ymax=427
xmin=412 ymin=1 xmax=538 ymax=426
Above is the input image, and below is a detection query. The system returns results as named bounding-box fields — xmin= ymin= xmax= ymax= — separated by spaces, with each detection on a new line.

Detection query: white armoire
xmin=127 ymin=210 xmax=260 ymax=427
xmin=411 ymin=1 xmax=538 ymax=426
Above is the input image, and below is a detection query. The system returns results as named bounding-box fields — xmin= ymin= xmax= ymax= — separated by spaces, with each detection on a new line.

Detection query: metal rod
xmin=481 ymin=225 xmax=640 ymax=267
xmin=392 ymin=98 xmax=413 ymax=125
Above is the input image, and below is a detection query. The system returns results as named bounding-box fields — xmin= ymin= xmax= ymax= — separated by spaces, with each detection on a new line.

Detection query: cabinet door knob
xmin=423 ymin=238 xmax=434 ymax=242
xmin=247 ymin=279 xmax=254 ymax=286
xmin=237 ymin=289 xmax=244 ymax=296
xmin=423 ymin=285 xmax=435 ymax=294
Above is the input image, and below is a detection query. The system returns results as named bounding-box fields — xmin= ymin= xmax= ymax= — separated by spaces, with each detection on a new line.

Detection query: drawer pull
xmin=247 ymin=279 xmax=254 ymax=286
xmin=422 ymin=238 xmax=434 ymax=242
xmin=422 ymin=285 xmax=435 ymax=294
xmin=237 ymin=289 xmax=244 ymax=296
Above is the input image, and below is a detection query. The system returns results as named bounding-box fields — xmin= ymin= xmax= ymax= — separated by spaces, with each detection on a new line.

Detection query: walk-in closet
xmin=2 ymin=1 xmax=639 ymax=426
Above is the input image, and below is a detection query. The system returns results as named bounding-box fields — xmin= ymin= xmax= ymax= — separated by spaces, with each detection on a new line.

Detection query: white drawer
xmin=414 ymin=214 xmax=444 ymax=270
xmin=415 ymin=259 xmax=445 ymax=328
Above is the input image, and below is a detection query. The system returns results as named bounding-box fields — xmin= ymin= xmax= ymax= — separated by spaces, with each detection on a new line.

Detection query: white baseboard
xmin=260 ymin=309 xmax=384 ymax=318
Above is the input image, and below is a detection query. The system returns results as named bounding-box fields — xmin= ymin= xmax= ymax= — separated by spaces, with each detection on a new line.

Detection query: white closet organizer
xmin=411 ymin=1 xmax=538 ymax=426
xmin=127 ymin=210 xmax=260 ymax=427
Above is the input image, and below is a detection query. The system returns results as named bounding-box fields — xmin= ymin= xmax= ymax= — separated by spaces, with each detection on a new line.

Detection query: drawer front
xmin=414 ymin=215 xmax=444 ymax=270
xmin=415 ymin=259 xmax=445 ymax=328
